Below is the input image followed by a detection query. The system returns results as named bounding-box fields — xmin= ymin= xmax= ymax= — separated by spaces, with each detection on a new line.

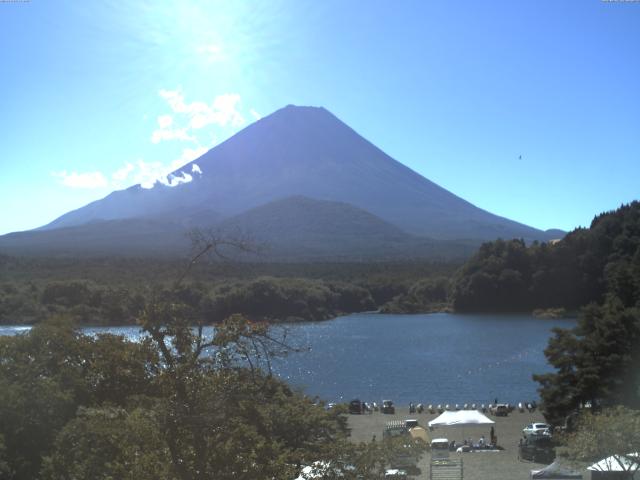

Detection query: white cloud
xmin=165 ymin=171 xmax=193 ymax=187
xmin=128 ymin=156 xmax=204 ymax=190
xmin=132 ymin=159 xmax=183 ymax=189
xmin=156 ymin=89 xmax=245 ymax=137
xmin=52 ymin=155 xmax=202 ymax=191
xmin=151 ymin=127 xmax=194 ymax=144
xmin=52 ymin=170 xmax=109 ymax=189
xmin=53 ymin=89 xmax=252 ymax=192
xmin=112 ymin=163 xmax=134 ymax=183
xmin=151 ymin=111 xmax=194 ymax=143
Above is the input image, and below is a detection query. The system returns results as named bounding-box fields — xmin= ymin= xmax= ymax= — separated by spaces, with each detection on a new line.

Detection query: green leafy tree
xmin=0 ymin=317 xmax=90 ymax=479
xmin=534 ymin=302 xmax=640 ymax=425
xmin=560 ymin=407 xmax=640 ymax=480
xmin=41 ymin=407 xmax=171 ymax=480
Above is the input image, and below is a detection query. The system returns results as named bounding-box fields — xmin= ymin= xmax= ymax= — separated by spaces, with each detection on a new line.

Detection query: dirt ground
xmin=347 ymin=407 xmax=590 ymax=480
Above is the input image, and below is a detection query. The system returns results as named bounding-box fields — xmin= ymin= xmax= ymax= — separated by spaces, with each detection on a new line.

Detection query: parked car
xmin=349 ymin=399 xmax=363 ymax=414
xmin=384 ymin=469 xmax=408 ymax=478
xmin=404 ymin=419 xmax=419 ymax=429
xmin=430 ymin=438 xmax=450 ymax=460
xmin=522 ymin=423 xmax=551 ymax=437
xmin=518 ymin=435 xmax=555 ymax=463
xmin=382 ymin=400 xmax=395 ymax=414
xmin=490 ymin=403 xmax=509 ymax=416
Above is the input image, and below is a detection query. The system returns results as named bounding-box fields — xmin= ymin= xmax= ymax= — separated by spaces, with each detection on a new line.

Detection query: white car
xmin=385 ymin=469 xmax=408 ymax=478
xmin=522 ymin=422 xmax=551 ymax=436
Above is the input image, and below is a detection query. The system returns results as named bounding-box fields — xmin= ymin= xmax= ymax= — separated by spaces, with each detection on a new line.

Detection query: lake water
xmin=0 ymin=313 xmax=575 ymax=405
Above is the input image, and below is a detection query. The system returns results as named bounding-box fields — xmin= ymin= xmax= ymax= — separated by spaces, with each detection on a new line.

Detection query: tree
xmin=0 ymin=317 xmax=90 ymax=479
xmin=1 ymin=231 xmax=417 ymax=479
xmin=132 ymin=233 xmax=366 ymax=479
xmin=534 ymin=301 xmax=640 ymax=425
xmin=561 ymin=406 xmax=640 ymax=480
xmin=41 ymin=407 xmax=171 ymax=480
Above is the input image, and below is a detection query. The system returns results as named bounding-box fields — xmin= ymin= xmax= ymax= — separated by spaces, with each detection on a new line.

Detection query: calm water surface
xmin=0 ymin=313 xmax=575 ymax=405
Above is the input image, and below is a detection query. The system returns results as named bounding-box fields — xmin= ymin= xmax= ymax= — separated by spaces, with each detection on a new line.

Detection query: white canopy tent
xmin=588 ymin=453 xmax=639 ymax=478
xmin=428 ymin=410 xmax=495 ymax=447
xmin=428 ymin=410 xmax=495 ymax=428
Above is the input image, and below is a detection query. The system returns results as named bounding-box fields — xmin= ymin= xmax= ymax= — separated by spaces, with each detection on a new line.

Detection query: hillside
xmin=217 ymin=196 xmax=475 ymax=260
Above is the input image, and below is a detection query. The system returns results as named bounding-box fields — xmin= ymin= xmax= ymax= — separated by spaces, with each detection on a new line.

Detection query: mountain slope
xmin=217 ymin=196 xmax=475 ymax=260
xmin=0 ymin=196 xmax=475 ymax=260
xmin=0 ymin=219 xmax=189 ymax=256
xmin=39 ymin=105 xmax=557 ymax=243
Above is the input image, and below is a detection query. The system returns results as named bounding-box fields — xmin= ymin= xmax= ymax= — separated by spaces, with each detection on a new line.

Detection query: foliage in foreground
xmin=559 ymin=406 xmax=640 ymax=479
xmin=0 ymin=312 xmax=422 ymax=480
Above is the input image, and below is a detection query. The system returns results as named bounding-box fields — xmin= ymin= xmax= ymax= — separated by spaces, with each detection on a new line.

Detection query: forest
xmin=0 ymin=256 xmax=456 ymax=326
xmin=0 ymin=315 xmax=422 ymax=479
xmin=3 ymin=202 xmax=638 ymax=327
xmin=450 ymin=201 xmax=640 ymax=313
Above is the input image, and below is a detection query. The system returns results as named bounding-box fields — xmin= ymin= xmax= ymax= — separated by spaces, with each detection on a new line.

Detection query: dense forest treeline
xmin=451 ymin=201 xmax=640 ymax=313
xmin=0 ymin=256 xmax=456 ymax=325
xmin=3 ymin=202 xmax=640 ymax=326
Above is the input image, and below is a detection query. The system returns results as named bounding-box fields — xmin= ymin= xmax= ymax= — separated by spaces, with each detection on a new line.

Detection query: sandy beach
xmin=347 ymin=407 xmax=589 ymax=480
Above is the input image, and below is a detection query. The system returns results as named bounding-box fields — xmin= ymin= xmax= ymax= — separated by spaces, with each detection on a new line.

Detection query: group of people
xmin=452 ymin=427 xmax=497 ymax=452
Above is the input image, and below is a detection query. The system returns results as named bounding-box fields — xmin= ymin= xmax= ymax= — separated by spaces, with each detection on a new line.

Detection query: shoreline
xmin=0 ymin=307 xmax=579 ymax=328
xmin=347 ymin=407 xmax=588 ymax=480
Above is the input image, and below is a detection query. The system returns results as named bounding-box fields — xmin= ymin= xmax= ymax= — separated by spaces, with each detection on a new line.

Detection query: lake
xmin=0 ymin=313 xmax=575 ymax=406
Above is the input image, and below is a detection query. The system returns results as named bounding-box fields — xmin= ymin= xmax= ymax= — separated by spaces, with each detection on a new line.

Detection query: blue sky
xmin=1 ymin=0 xmax=639 ymax=235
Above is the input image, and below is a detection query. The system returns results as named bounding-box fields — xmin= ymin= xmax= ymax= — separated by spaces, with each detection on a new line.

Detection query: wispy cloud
xmin=53 ymin=88 xmax=253 ymax=192
xmin=151 ymin=112 xmax=195 ymax=144
xmin=157 ymin=89 xmax=244 ymax=133
xmin=130 ymin=156 xmax=204 ymax=189
xmin=112 ymin=163 xmax=134 ymax=183
xmin=52 ymin=170 xmax=109 ymax=189
xmin=53 ymin=146 xmax=208 ymax=191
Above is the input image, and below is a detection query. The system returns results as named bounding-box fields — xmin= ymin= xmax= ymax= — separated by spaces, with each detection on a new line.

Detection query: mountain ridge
xmin=2 ymin=104 xmax=562 ymax=259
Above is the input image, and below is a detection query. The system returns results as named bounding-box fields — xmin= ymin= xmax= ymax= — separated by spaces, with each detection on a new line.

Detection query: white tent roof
xmin=588 ymin=453 xmax=639 ymax=472
xmin=428 ymin=410 xmax=495 ymax=427
xmin=531 ymin=460 xmax=583 ymax=478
